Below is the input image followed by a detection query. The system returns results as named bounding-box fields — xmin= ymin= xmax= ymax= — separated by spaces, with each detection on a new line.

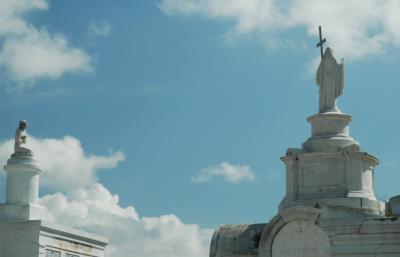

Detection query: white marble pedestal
xmin=0 ymin=155 xmax=109 ymax=257
xmin=0 ymin=152 xmax=46 ymax=221
xmin=0 ymin=220 xmax=108 ymax=257
xmin=209 ymin=46 xmax=400 ymax=257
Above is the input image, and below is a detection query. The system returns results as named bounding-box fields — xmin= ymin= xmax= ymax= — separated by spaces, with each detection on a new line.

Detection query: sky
xmin=1 ymin=0 xmax=400 ymax=256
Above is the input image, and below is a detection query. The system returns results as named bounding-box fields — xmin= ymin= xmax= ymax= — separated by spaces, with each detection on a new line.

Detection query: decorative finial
xmin=14 ymin=119 xmax=31 ymax=155
xmin=316 ymin=25 xmax=326 ymax=60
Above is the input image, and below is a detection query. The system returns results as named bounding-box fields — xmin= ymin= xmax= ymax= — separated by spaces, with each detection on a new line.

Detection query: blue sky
xmin=1 ymin=0 xmax=400 ymax=256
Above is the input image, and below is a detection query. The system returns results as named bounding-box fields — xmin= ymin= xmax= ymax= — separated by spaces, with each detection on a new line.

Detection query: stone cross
xmin=316 ymin=26 xmax=326 ymax=59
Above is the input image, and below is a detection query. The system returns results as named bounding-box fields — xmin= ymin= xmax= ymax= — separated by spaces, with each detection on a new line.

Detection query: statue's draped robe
xmin=14 ymin=129 xmax=31 ymax=154
xmin=316 ymin=48 xmax=344 ymax=113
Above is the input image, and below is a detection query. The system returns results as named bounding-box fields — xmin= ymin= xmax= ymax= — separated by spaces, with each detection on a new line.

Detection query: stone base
xmin=5 ymin=153 xmax=41 ymax=204
xmin=280 ymin=151 xmax=380 ymax=213
xmin=389 ymin=195 xmax=400 ymax=216
xmin=279 ymin=197 xmax=385 ymax=216
xmin=210 ymin=223 xmax=266 ymax=257
xmin=303 ymin=136 xmax=359 ymax=153
xmin=0 ymin=220 xmax=108 ymax=257
xmin=210 ymin=206 xmax=400 ymax=257
xmin=303 ymin=113 xmax=359 ymax=152
xmin=0 ymin=203 xmax=46 ymax=221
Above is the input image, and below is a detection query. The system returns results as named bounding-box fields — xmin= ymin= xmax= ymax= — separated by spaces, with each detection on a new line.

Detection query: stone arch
xmin=258 ymin=206 xmax=331 ymax=257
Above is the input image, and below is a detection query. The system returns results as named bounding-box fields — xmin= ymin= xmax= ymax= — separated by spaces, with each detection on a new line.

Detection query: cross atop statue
xmin=316 ymin=26 xmax=326 ymax=59
xmin=315 ymin=26 xmax=344 ymax=113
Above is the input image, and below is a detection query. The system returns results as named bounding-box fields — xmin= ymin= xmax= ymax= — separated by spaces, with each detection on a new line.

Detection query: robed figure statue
xmin=14 ymin=120 xmax=32 ymax=155
xmin=316 ymin=47 xmax=344 ymax=113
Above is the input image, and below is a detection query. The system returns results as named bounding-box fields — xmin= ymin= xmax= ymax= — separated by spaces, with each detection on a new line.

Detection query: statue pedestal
xmin=281 ymin=112 xmax=383 ymax=215
xmin=0 ymin=203 xmax=46 ymax=221
xmin=279 ymin=151 xmax=383 ymax=215
xmin=0 ymin=220 xmax=108 ymax=257
xmin=303 ymin=113 xmax=359 ymax=152
xmin=1 ymin=153 xmax=45 ymax=221
xmin=0 ymin=122 xmax=109 ymax=256
xmin=209 ymin=46 xmax=400 ymax=257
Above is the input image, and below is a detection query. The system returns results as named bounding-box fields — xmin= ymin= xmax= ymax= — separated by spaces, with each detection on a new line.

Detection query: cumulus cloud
xmin=0 ymin=136 xmax=212 ymax=257
xmin=0 ymin=136 xmax=124 ymax=191
xmin=158 ymin=0 xmax=400 ymax=60
xmin=88 ymin=20 xmax=112 ymax=38
xmin=41 ymin=184 xmax=213 ymax=257
xmin=192 ymin=162 xmax=255 ymax=184
xmin=0 ymin=0 xmax=91 ymax=88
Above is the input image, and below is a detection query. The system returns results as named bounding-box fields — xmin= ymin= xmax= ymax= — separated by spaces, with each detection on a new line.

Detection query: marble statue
xmin=316 ymin=47 xmax=344 ymax=113
xmin=14 ymin=120 xmax=31 ymax=155
xmin=209 ymin=28 xmax=400 ymax=257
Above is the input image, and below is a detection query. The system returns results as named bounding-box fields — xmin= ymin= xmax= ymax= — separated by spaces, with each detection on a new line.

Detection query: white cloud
xmin=158 ymin=0 xmax=400 ymax=61
xmin=0 ymin=136 xmax=212 ymax=257
xmin=0 ymin=0 xmax=92 ymax=88
xmin=192 ymin=162 xmax=255 ymax=184
xmin=0 ymin=29 xmax=91 ymax=84
xmin=0 ymin=136 xmax=124 ymax=191
xmin=41 ymin=184 xmax=213 ymax=257
xmin=88 ymin=20 xmax=112 ymax=37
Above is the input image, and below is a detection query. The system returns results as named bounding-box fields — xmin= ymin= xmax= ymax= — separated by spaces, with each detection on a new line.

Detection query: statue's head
xmin=18 ymin=120 xmax=27 ymax=130
xmin=324 ymin=47 xmax=332 ymax=57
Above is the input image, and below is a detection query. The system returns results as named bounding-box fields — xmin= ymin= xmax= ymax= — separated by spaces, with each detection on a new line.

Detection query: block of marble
xmin=4 ymin=153 xmax=41 ymax=205
xmin=0 ymin=203 xmax=46 ymax=221
xmin=0 ymin=220 xmax=108 ymax=257
xmin=0 ymin=121 xmax=109 ymax=257
xmin=261 ymin=206 xmax=400 ymax=257
xmin=389 ymin=195 xmax=400 ymax=216
xmin=210 ymin=223 xmax=266 ymax=257
xmin=302 ymin=113 xmax=359 ymax=153
xmin=280 ymin=151 xmax=383 ymax=215
xmin=209 ymin=46 xmax=400 ymax=257
xmin=0 ymin=151 xmax=47 ymax=222
xmin=210 ymin=206 xmax=400 ymax=257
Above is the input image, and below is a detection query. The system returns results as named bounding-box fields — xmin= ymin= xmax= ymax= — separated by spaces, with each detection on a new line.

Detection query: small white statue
xmin=14 ymin=120 xmax=31 ymax=155
xmin=316 ymin=47 xmax=344 ymax=113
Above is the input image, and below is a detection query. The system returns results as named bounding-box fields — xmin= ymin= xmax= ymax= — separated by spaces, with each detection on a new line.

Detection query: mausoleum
xmin=210 ymin=44 xmax=400 ymax=256
xmin=0 ymin=120 xmax=108 ymax=257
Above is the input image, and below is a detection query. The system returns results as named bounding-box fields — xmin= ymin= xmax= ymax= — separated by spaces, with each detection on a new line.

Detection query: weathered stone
xmin=0 ymin=220 xmax=108 ymax=257
xmin=280 ymin=151 xmax=382 ymax=214
xmin=272 ymin=220 xmax=331 ymax=257
xmin=316 ymin=47 xmax=344 ymax=113
xmin=209 ymin=46 xmax=400 ymax=257
xmin=389 ymin=195 xmax=400 ymax=216
xmin=210 ymin=224 xmax=266 ymax=257
xmin=0 ymin=120 xmax=109 ymax=257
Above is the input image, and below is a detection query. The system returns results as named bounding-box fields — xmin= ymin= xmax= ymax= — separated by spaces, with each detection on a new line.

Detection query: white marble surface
xmin=209 ymin=46 xmax=400 ymax=257
xmin=257 ymin=206 xmax=400 ymax=257
xmin=210 ymin=223 xmax=265 ymax=257
xmin=389 ymin=195 xmax=400 ymax=216
xmin=280 ymin=151 xmax=382 ymax=214
xmin=303 ymin=113 xmax=359 ymax=152
xmin=272 ymin=220 xmax=330 ymax=257
xmin=0 ymin=220 xmax=108 ymax=257
xmin=0 ymin=203 xmax=46 ymax=221
xmin=14 ymin=120 xmax=32 ymax=155
xmin=316 ymin=47 xmax=344 ymax=113
xmin=4 ymin=153 xmax=41 ymax=205
xmin=0 ymin=121 xmax=109 ymax=257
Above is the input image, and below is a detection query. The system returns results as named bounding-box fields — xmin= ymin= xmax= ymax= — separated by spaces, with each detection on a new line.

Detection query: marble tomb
xmin=210 ymin=47 xmax=400 ymax=257
xmin=0 ymin=120 xmax=108 ymax=257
